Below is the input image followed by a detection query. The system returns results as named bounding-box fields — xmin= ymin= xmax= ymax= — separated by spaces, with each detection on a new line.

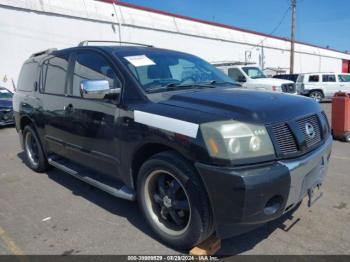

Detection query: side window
xmin=308 ymin=75 xmax=319 ymax=82
xmin=322 ymin=74 xmax=336 ymax=82
xmin=17 ymin=62 xmax=39 ymax=92
xmin=42 ymin=55 xmax=69 ymax=95
xmin=338 ymin=74 xmax=350 ymax=82
xmin=72 ymin=51 xmax=121 ymax=97
xmin=228 ymin=68 xmax=245 ymax=82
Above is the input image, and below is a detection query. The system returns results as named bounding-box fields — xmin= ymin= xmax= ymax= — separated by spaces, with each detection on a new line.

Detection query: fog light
xmin=264 ymin=195 xmax=283 ymax=215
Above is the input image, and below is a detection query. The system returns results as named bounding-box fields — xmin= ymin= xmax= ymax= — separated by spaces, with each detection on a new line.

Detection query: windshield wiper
xmin=145 ymin=81 xmax=236 ymax=94
xmin=197 ymin=80 xmax=239 ymax=86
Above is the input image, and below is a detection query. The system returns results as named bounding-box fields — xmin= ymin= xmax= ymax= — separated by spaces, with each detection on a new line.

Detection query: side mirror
xmin=80 ymin=80 xmax=111 ymax=99
xmin=238 ymin=76 xmax=247 ymax=83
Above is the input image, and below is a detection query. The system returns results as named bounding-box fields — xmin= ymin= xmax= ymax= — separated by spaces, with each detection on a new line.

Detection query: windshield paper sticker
xmin=134 ymin=111 xmax=199 ymax=138
xmin=124 ymin=55 xmax=155 ymax=67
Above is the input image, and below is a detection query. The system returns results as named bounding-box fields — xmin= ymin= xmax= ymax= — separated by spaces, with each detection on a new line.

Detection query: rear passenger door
xmin=62 ymin=49 xmax=122 ymax=178
xmin=40 ymin=54 xmax=70 ymax=156
xmin=322 ymin=74 xmax=338 ymax=98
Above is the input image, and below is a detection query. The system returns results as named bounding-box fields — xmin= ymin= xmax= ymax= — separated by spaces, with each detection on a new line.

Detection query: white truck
xmin=213 ymin=62 xmax=296 ymax=94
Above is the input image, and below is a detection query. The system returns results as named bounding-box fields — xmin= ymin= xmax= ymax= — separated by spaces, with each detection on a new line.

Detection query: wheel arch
xmin=131 ymin=143 xmax=190 ymax=187
xmin=309 ymin=89 xmax=325 ymax=97
xmin=20 ymin=115 xmax=34 ymax=131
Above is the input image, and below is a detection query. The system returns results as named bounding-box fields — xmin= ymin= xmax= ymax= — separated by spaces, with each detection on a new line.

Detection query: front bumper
xmin=196 ymin=136 xmax=332 ymax=239
xmin=0 ymin=110 xmax=15 ymax=126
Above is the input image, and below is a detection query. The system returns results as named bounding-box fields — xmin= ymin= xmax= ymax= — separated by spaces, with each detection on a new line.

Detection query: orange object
xmin=332 ymin=92 xmax=350 ymax=142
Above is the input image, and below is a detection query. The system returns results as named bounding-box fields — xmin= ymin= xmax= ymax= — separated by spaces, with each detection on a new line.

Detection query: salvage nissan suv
xmin=14 ymin=41 xmax=332 ymax=250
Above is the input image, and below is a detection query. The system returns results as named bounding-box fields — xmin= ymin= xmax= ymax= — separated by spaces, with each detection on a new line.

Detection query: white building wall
xmin=0 ymin=0 xmax=349 ymax=91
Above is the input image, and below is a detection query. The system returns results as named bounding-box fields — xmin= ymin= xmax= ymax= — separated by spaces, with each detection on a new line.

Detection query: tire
xmin=137 ymin=151 xmax=213 ymax=250
xmin=344 ymin=133 xmax=350 ymax=143
xmin=309 ymin=90 xmax=323 ymax=103
xmin=23 ymin=124 xmax=49 ymax=172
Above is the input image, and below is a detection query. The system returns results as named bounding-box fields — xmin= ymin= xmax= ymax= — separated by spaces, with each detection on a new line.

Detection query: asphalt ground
xmin=0 ymin=103 xmax=349 ymax=256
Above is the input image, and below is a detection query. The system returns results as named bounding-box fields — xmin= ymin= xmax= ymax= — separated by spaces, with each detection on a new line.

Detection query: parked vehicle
xmin=296 ymin=72 xmax=350 ymax=102
xmin=0 ymin=87 xmax=14 ymax=126
xmin=273 ymin=73 xmax=299 ymax=83
xmin=213 ymin=62 xmax=296 ymax=94
xmin=14 ymin=42 xmax=332 ymax=250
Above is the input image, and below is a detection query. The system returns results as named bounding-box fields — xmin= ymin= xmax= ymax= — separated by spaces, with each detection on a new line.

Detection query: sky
xmin=119 ymin=0 xmax=350 ymax=53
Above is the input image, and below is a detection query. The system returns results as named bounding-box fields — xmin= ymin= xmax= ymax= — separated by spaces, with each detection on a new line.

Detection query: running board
xmin=47 ymin=156 xmax=135 ymax=201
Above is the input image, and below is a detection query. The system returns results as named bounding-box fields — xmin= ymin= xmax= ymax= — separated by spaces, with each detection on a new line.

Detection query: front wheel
xmin=137 ymin=151 xmax=213 ymax=250
xmin=309 ymin=90 xmax=323 ymax=103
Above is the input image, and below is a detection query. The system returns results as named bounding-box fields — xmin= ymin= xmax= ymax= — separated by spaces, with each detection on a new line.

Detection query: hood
xmin=0 ymin=98 xmax=13 ymax=109
xmin=250 ymin=78 xmax=294 ymax=86
xmin=159 ymin=88 xmax=321 ymax=124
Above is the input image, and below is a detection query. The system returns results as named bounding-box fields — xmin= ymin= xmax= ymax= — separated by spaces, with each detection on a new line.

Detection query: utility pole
xmin=290 ymin=0 xmax=296 ymax=74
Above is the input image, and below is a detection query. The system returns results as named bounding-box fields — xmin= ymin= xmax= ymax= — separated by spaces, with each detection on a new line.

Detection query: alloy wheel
xmin=143 ymin=170 xmax=191 ymax=236
xmin=25 ymin=131 xmax=39 ymax=167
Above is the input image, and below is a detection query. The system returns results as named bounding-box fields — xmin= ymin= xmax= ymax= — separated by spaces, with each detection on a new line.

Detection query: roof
xmin=97 ymin=1 xmax=348 ymax=55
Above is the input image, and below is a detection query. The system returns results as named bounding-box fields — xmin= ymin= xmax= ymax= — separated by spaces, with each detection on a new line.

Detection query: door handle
xmin=64 ymin=104 xmax=74 ymax=112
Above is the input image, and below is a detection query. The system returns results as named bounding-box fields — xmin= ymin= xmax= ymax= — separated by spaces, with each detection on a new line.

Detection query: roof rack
xmin=78 ymin=40 xmax=153 ymax=48
xmin=30 ymin=48 xmax=57 ymax=58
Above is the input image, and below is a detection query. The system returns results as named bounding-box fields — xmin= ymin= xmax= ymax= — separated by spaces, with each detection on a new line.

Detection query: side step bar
xmin=48 ymin=157 xmax=135 ymax=201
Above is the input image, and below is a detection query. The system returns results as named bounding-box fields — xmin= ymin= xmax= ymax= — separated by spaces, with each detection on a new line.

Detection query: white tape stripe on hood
xmin=134 ymin=110 xmax=199 ymax=138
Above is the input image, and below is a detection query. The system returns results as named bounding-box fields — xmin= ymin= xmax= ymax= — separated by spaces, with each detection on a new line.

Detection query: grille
xmin=297 ymin=115 xmax=321 ymax=147
xmin=0 ymin=109 xmax=13 ymax=121
xmin=271 ymin=123 xmax=298 ymax=155
xmin=281 ymin=83 xmax=296 ymax=93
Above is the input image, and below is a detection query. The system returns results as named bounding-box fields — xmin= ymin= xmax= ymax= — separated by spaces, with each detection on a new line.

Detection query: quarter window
xmin=322 ymin=74 xmax=336 ymax=82
xmin=17 ymin=62 xmax=39 ymax=92
xmin=72 ymin=51 xmax=121 ymax=97
xmin=42 ymin=55 xmax=69 ymax=95
xmin=338 ymin=74 xmax=350 ymax=82
xmin=308 ymin=75 xmax=319 ymax=82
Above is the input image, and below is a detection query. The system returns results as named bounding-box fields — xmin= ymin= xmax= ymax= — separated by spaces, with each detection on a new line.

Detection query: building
xmin=1 ymin=0 xmax=349 ymax=91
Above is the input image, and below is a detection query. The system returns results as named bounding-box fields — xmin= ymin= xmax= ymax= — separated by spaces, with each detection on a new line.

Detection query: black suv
xmin=273 ymin=74 xmax=300 ymax=83
xmin=14 ymin=41 xmax=332 ymax=250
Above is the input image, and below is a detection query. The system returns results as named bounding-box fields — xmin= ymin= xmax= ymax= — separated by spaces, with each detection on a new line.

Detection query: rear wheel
xmin=137 ymin=151 xmax=213 ymax=250
xmin=309 ymin=90 xmax=323 ymax=103
xmin=23 ymin=125 xmax=49 ymax=172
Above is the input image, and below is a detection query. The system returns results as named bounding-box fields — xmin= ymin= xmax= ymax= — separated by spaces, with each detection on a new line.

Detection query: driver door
xmin=62 ymin=49 xmax=123 ymax=178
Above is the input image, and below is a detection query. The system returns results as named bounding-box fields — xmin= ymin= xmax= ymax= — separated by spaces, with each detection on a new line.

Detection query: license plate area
xmin=307 ymin=184 xmax=323 ymax=207
xmin=300 ymin=156 xmax=326 ymax=207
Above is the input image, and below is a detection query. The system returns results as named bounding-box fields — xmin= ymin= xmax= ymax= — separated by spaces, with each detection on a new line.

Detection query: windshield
xmin=0 ymin=89 xmax=13 ymax=99
xmin=115 ymin=49 xmax=235 ymax=93
xmin=242 ymin=67 xmax=266 ymax=79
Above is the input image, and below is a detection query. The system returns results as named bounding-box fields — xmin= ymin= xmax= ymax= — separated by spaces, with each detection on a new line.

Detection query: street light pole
xmin=290 ymin=0 xmax=296 ymax=74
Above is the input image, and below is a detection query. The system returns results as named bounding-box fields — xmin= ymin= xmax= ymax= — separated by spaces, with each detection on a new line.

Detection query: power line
xmin=250 ymin=5 xmax=291 ymax=50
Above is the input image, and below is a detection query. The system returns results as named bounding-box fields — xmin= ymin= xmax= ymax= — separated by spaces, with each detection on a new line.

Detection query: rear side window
xmin=17 ymin=62 xmax=39 ymax=92
xmin=322 ymin=74 xmax=336 ymax=82
xmin=42 ymin=55 xmax=69 ymax=95
xmin=308 ymin=75 xmax=319 ymax=82
xmin=338 ymin=74 xmax=350 ymax=82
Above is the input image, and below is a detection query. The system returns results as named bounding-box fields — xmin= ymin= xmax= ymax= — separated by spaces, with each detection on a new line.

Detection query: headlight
xmin=200 ymin=120 xmax=275 ymax=160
